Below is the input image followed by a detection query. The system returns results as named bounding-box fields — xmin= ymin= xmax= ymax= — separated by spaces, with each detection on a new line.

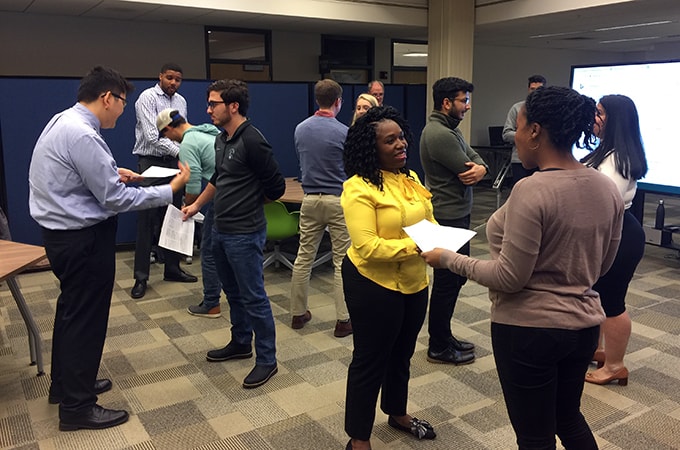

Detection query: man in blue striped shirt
xmin=130 ymin=63 xmax=196 ymax=299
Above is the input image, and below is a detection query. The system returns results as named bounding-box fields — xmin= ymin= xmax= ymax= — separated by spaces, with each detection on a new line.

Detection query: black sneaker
xmin=206 ymin=342 xmax=253 ymax=362
xmin=243 ymin=364 xmax=278 ymax=388
xmin=449 ymin=335 xmax=475 ymax=353
xmin=427 ymin=346 xmax=475 ymax=365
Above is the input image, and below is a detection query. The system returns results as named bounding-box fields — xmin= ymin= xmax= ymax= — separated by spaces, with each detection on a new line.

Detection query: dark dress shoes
xmin=163 ymin=269 xmax=198 ymax=283
xmin=449 ymin=335 xmax=475 ymax=353
xmin=427 ymin=346 xmax=475 ymax=365
xmin=243 ymin=364 xmax=278 ymax=389
xmin=130 ymin=280 xmax=146 ymax=299
xmin=59 ymin=404 xmax=129 ymax=431
xmin=206 ymin=342 xmax=253 ymax=362
xmin=48 ymin=378 xmax=113 ymax=404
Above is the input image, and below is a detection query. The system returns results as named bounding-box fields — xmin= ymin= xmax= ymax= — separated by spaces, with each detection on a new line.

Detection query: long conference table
xmin=0 ymin=239 xmax=47 ymax=375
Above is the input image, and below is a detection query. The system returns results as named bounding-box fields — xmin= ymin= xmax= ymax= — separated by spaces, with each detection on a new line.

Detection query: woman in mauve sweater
xmin=422 ymin=86 xmax=624 ymax=450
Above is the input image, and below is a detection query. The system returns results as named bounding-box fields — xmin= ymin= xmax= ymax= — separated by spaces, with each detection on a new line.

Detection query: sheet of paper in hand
xmin=403 ymin=219 xmax=476 ymax=253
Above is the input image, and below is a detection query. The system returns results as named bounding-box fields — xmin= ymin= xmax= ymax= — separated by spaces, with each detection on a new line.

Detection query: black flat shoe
xmin=163 ymin=269 xmax=197 ymax=283
xmin=59 ymin=404 xmax=129 ymax=431
xmin=388 ymin=416 xmax=436 ymax=440
xmin=427 ymin=346 xmax=475 ymax=365
xmin=48 ymin=378 xmax=113 ymax=404
xmin=345 ymin=439 xmax=352 ymax=450
xmin=130 ymin=280 xmax=146 ymax=299
xmin=449 ymin=335 xmax=475 ymax=353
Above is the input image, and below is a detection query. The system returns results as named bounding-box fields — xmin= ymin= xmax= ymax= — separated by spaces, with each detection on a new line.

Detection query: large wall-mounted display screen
xmin=571 ymin=61 xmax=680 ymax=195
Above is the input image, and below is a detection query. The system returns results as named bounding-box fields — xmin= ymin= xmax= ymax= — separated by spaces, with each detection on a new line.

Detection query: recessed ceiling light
xmin=595 ymin=21 xmax=671 ymax=32
xmin=530 ymin=31 xmax=582 ymax=39
xmin=403 ymin=52 xmax=428 ymax=57
xmin=600 ymin=36 xmax=660 ymax=44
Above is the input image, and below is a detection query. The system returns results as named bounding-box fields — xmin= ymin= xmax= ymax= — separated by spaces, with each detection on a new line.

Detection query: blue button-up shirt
xmin=29 ymin=103 xmax=173 ymax=230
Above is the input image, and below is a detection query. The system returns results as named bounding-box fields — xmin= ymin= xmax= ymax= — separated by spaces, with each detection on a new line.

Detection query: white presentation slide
xmin=571 ymin=61 xmax=680 ymax=194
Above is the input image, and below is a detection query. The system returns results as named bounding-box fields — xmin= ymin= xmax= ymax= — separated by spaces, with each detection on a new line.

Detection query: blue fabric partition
xmin=0 ymin=77 xmax=425 ymax=245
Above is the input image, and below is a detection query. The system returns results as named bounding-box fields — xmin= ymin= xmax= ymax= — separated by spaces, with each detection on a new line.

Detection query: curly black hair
xmin=524 ymin=86 xmax=597 ymax=152
xmin=344 ymin=106 xmax=413 ymax=191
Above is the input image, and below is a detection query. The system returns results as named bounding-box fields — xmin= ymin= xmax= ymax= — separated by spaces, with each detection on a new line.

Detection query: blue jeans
xmin=200 ymin=203 xmax=221 ymax=308
xmin=212 ymin=226 xmax=276 ymax=366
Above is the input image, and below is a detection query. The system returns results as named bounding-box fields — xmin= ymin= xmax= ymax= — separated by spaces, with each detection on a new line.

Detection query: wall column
xmin=427 ymin=0 xmax=475 ymax=139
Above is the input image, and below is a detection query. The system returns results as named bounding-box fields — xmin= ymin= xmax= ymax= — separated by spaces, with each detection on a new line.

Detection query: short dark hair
xmin=344 ymin=106 xmax=413 ymax=191
xmin=207 ymin=79 xmax=250 ymax=116
xmin=524 ymin=86 xmax=596 ymax=152
xmin=528 ymin=74 xmax=546 ymax=86
xmin=160 ymin=63 xmax=183 ymax=74
xmin=77 ymin=66 xmax=134 ymax=103
xmin=432 ymin=77 xmax=474 ymax=109
xmin=315 ymin=79 xmax=342 ymax=108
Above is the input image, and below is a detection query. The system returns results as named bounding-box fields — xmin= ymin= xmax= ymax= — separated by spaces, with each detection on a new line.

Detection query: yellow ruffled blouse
xmin=341 ymin=170 xmax=435 ymax=294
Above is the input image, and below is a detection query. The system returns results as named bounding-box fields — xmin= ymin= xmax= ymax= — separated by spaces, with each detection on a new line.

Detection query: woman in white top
xmin=581 ymin=94 xmax=648 ymax=386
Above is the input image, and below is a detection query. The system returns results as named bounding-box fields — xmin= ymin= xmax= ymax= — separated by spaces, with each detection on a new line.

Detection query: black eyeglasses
xmin=207 ymin=100 xmax=226 ymax=109
xmin=108 ymin=92 xmax=127 ymax=106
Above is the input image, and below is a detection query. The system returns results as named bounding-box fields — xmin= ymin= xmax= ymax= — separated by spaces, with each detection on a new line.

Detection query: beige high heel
xmin=585 ymin=367 xmax=628 ymax=386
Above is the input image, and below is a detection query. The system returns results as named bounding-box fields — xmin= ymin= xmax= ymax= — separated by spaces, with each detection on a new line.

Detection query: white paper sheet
xmin=140 ymin=166 xmax=180 ymax=178
xmin=403 ymin=219 xmax=476 ymax=253
xmin=158 ymin=205 xmax=195 ymax=256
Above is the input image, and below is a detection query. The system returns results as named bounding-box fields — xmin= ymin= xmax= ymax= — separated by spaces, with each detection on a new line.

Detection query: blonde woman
xmin=351 ymin=93 xmax=378 ymax=125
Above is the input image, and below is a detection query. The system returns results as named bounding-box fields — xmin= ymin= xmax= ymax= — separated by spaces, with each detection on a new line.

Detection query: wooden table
xmin=0 ymin=239 xmax=47 ymax=375
xmin=279 ymin=177 xmax=304 ymax=204
xmin=276 ymin=177 xmax=332 ymax=268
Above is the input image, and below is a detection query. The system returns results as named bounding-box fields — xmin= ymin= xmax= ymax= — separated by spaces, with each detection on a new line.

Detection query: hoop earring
xmin=528 ymin=141 xmax=540 ymax=151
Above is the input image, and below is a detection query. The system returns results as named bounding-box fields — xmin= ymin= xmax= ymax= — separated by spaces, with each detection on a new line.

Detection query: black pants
xmin=492 ymin=323 xmax=599 ymax=450
xmin=42 ymin=216 xmax=117 ymax=418
xmin=342 ymin=256 xmax=428 ymax=441
xmin=428 ymin=215 xmax=470 ymax=352
xmin=594 ymin=210 xmax=645 ymax=317
xmin=133 ymin=155 xmax=183 ymax=281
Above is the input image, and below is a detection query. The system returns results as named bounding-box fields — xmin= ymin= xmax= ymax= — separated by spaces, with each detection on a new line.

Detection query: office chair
xmin=263 ymin=201 xmax=300 ymax=270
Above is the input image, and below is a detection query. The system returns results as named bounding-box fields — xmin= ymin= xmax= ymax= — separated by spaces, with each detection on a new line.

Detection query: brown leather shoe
xmin=334 ymin=320 xmax=353 ymax=338
xmin=291 ymin=310 xmax=312 ymax=329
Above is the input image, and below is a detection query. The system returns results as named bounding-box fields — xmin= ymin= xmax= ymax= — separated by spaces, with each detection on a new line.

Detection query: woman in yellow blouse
xmin=341 ymin=106 xmax=437 ymax=450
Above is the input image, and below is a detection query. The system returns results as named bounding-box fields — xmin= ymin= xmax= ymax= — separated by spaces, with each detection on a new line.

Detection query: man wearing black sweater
xmin=182 ymin=79 xmax=285 ymax=389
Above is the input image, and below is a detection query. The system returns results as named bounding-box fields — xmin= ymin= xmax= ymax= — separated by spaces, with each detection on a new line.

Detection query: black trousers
xmin=594 ymin=210 xmax=645 ymax=317
xmin=342 ymin=257 xmax=428 ymax=441
xmin=492 ymin=323 xmax=599 ymax=450
xmin=42 ymin=216 xmax=117 ymax=418
xmin=428 ymin=215 xmax=470 ymax=352
xmin=133 ymin=155 xmax=184 ymax=281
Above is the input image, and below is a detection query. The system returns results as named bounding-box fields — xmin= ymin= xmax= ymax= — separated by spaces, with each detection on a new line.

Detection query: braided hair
xmin=580 ymin=95 xmax=647 ymax=180
xmin=524 ymin=86 xmax=597 ymax=152
xmin=344 ymin=106 xmax=413 ymax=191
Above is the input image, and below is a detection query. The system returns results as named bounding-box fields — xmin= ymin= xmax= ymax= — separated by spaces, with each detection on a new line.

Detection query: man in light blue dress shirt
xmin=29 ymin=66 xmax=190 ymax=431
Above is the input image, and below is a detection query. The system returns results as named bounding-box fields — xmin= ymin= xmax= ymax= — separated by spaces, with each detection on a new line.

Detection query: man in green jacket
xmin=420 ymin=76 xmax=488 ymax=366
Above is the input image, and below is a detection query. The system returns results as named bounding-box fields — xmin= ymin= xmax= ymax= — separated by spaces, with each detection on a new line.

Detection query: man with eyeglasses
xmin=130 ymin=63 xmax=197 ymax=299
xmin=368 ymin=80 xmax=385 ymax=106
xmin=182 ymin=79 xmax=285 ymax=389
xmin=29 ymin=66 xmax=190 ymax=431
xmin=420 ymin=76 xmax=488 ymax=366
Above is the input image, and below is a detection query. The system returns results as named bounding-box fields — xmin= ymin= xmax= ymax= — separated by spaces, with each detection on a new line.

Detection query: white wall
xmin=468 ymin=44 xmax=651 ymax=145
xmin=0 ymin=12 xmax=205 ymax=78
xmin=271 ymin=30 xmax=321 ymax=82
